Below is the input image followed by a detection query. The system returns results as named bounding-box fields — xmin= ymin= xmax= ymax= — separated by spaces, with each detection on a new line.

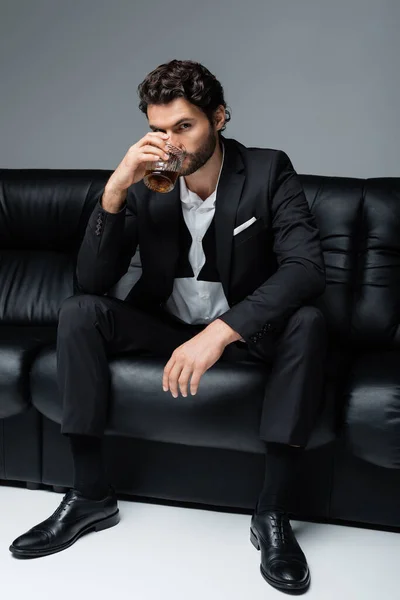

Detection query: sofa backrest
xmin=1 ymin=169 xmax=399 ymax=349
xmin=0 ymin=169 xmax=110 ymax=325
xmin=350 ymin=178 xmax=400 ymax=349
xmin=301 ymin=175 xmax=364 ymax=344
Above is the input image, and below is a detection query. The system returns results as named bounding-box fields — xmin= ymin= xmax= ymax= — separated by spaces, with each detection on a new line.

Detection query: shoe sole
xmin=250 ymin=528 xmax=311 ymax=595
xmin=9 ymin=510 xmax=120 ymax=559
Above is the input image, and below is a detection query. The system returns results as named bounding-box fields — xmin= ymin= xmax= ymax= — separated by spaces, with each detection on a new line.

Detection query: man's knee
xmin=291 ymin=306 xmax=326 ymax=331
xmin=57 ymin=294 xmax=101 ymax=332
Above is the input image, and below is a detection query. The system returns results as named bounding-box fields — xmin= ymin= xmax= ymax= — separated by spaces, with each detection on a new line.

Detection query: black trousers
xmin=57 ymin=294 xmax=327 ymax=447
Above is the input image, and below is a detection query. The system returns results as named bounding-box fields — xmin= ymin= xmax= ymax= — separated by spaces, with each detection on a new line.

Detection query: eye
xmin=179 ymin=123 xmax=191 ymax=130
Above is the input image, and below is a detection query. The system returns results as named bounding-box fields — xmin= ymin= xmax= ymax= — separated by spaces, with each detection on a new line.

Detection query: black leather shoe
xmin=250 ymin=510 xmax=310 ymax=594
xmin=10 ymin=488 xmax=119 ymax=558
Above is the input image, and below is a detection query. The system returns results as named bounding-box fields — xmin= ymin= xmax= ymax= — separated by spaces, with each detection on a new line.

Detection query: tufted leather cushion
xmin=0 ymin=326 xmax=56 ymax=417
xmin=343 ymin=351 xmax=400 ymax=469
xmin=0 ymin=169 xmax=108 ymax=416
xmin=301 ymin=175 xmax=363 ymax=342
xmin=0 ymin=169 xmax=110 ymax=325
xmin=351 ymin=179 xmax=400 ymax=348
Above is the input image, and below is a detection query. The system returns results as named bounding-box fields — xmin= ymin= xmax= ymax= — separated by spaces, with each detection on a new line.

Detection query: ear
xmin=214 ymin=105 xmax=226 ymax=131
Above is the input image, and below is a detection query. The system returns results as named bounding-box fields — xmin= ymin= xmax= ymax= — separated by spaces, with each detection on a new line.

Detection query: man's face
xmin=147 ymin=98 xmax=220 ymax=176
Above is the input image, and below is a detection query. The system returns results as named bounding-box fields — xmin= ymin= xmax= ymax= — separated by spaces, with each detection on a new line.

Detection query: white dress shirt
xmin=164 ymin=145 xmax=231 ymax=325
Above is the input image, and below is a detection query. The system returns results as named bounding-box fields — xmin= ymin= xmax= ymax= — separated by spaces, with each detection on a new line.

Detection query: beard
xmin=180 ymin=126 xmax=218 ymax=176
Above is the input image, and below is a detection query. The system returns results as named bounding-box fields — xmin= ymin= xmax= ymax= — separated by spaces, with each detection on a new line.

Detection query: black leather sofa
xmin=1 ymin=168 xmax=399 ymax=530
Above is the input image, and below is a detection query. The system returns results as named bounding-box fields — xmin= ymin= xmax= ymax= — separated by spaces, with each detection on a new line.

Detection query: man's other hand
xmin=162 ymin=319 xmax=242 ymax=397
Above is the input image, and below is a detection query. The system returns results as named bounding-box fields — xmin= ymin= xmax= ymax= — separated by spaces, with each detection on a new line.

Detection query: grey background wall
xmin=0 ymin=0 xmax=398 ymax=178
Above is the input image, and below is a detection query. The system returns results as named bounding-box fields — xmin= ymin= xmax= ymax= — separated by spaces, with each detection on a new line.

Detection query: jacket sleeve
xmin=218 ymin=150 xmax=326 ymax=343
xmin=76 ymin=188 xmax=138 ymax=295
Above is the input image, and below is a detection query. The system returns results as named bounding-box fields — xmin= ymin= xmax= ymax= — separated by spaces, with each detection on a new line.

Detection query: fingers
xmin=163 ymin=353 xmax=198 ymax=398
xmin=178 ymin=365 xmax=193 ymax=398
xmin=138 ymin=144 xmax=170 ymax=162
xmin=189 ymin=368 xmax=203 ymax=396
xmin=146 ymin=131 xmax=169 ymax=141
xmin=163 ymin=345 xmax=210 ymax=398
xmin=138 ymin=153 xmax=165 ymax=163
xmin=162 ymin=357 xmax=174 ymax=392
xmin=141 ymin=132 xmax=170 ymax=152
xmin=166 ymin=361 xmax=183 ymax=398
xmin=163 ymin=362 xmax=203 ymax=398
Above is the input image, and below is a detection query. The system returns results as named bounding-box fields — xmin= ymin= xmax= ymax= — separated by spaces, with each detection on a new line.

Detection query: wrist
xmin=102 ymin=185 xmax=127 ymax=214
xmin=207 ymin=318 xmax=242 ymax=346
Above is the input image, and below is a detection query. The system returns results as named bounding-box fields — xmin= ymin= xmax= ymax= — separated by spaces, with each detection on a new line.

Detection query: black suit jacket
xmin=76 ymin=137 xmax=326 ymax=345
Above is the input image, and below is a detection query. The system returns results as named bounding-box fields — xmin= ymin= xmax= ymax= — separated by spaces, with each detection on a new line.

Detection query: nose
xmin=167 ymin=135 xmax=179 ymax=148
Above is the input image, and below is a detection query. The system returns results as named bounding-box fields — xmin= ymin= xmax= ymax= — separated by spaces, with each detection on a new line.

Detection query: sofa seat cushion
xmin=31 ymin=345 xmax=338 ymax=452
xmin=343 ymin=351 xmax=400 ymax=469
xmin=0 ymin=326 xmax=56 ymax=417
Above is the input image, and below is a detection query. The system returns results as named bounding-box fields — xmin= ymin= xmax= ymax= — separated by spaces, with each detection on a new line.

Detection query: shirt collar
xmin=180 ymin=142 xmax=225 ymax=207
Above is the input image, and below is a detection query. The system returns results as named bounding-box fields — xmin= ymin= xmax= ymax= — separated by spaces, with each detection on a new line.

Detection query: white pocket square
xmin=233 ymin=217 xmax=257 ymax=236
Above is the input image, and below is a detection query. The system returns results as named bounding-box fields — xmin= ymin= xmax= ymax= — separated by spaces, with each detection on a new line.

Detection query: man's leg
xmin=10 ymin=294 xmax=201 ymax=558
xmin=58 ymin=295 xmax=202 ymax=502
xmin=248 ymin=306 xmax=327 ymax=594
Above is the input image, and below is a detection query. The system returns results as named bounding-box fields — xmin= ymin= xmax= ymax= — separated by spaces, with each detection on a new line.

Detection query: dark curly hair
xmin=137 ymin=60 xmax=231 ymax=132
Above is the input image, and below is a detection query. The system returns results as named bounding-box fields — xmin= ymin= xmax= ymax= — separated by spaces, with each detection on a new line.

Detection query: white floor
xmin=0 ymin=485 xmax=398 ymax=600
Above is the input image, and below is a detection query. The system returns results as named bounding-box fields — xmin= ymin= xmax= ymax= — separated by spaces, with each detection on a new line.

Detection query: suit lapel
xmin=215 ymin=137 xmax=246 ymax=297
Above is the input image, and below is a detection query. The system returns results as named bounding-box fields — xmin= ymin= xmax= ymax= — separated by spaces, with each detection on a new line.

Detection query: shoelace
xmin=270 ymin=514 xmax=292 ymax=545
xmin=50 ymin=492 xmax=75 ymax=519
